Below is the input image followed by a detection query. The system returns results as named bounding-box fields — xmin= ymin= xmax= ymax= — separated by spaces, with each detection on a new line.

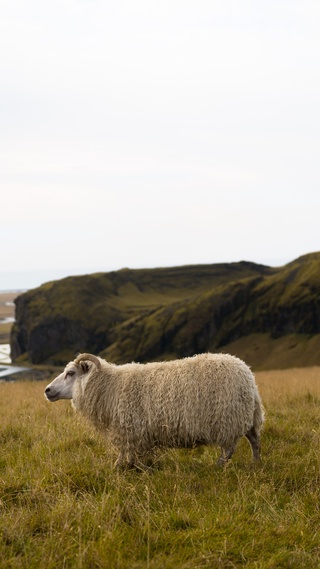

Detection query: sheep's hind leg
xmin=245 ymin=426 xmax=261 ymax=461
xmin=216 ymin=445 xmax=236 ymax=466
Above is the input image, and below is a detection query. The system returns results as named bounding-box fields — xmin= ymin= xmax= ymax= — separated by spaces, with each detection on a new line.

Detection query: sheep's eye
xmin=66 ymin=370 xmax=75 ymax=378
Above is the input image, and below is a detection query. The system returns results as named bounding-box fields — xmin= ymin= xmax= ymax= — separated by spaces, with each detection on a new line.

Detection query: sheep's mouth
xmin=45 ymin=392 xmax=61 ymax=402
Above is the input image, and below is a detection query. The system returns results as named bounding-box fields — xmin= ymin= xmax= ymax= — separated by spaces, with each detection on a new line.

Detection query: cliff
xmin=10 ymin=253 xmax=320 ymax=369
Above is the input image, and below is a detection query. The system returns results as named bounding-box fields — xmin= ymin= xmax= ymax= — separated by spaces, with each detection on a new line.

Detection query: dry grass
xmin=0 ymin=368 xmax=320 ymax=568
xmin=256 ymin=366 xmax=320 ymax=403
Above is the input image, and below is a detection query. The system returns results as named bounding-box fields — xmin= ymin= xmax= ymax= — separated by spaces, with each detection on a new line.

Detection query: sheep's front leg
xmin=216 ymin=444 xmax=236 ymax=466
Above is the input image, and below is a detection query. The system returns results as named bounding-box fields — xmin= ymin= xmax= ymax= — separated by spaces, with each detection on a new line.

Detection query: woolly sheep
xmin=44 ymin=352 xmax=264 ymax=468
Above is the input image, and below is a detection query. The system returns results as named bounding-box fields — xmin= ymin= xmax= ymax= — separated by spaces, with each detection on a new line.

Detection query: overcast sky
xmin=1 ymin=0 xmax=320 ymax=290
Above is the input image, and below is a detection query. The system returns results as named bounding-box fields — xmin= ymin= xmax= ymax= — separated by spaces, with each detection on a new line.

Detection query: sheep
xmin=44 ymin=352 xmax=264 ymax=468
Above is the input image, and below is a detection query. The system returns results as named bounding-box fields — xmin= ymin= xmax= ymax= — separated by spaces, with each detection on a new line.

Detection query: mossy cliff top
xmin=10 ymin=253 xmax=320 ymax=369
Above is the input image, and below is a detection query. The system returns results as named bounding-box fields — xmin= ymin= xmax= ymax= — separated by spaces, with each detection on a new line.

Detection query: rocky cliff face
xmin=10 ymin=254 xmax=320 ymax=367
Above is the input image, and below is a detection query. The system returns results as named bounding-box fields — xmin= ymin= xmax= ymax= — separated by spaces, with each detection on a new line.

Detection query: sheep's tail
xmin=253 ymin=388 xmax=265 ymax=432
xmin=74 ymin=353 xmax=102 ymax=371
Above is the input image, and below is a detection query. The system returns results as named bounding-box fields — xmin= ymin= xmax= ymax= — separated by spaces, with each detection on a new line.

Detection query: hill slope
xmin=10 ymin=253 xmax=320 ymax=369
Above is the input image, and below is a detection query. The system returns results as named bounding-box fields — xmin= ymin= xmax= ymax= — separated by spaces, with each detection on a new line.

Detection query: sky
xmin=1 ymin=0 xmax=320 ymax=290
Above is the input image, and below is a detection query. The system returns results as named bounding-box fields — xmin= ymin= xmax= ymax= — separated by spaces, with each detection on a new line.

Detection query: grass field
xmin=1 ymin=368 xmax=320 ymax=568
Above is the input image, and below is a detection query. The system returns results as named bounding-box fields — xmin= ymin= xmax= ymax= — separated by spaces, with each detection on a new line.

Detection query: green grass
xmin=1 ymin=370 xmax=320 ymax=568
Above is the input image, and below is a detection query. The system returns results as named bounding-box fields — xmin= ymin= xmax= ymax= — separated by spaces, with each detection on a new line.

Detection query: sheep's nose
xmin=45 ymin=387 xmax=51 ymax=394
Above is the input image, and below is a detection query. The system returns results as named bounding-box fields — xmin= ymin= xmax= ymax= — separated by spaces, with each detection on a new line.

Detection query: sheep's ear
xmin=79 ymin=361 xmax=90 ymax=374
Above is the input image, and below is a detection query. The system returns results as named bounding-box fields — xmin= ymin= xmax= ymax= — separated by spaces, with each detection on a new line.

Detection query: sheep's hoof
xmin=114 ymin=458 xmax=147 ymax=471
xmin=250 ymin=458 xmax=263 ymax=469
xmin=132 ymin=463 xmax=150 ymax=472
xmin=216 ymin=455 xmax=232 ymax=467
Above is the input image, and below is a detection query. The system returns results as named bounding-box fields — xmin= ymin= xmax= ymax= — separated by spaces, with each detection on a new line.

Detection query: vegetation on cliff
xmin=10 ymin=253 xmax=320 ymax=368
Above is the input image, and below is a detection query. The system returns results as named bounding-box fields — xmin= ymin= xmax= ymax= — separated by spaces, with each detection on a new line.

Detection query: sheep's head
xmin=44 ymin=353 xmax=101 ymax=402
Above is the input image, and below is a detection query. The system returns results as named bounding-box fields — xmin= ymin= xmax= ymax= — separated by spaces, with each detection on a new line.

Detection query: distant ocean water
xmin=0 ymin=317 xmax=15 ymax=323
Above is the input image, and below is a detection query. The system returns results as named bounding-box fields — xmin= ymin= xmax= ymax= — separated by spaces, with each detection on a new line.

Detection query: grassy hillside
xmin=10 ymin=253 xmax=320 ymax=368
xmin=220 ymin=333 xmax=320 ymax=370
xmin=1 ymin=369 xmax=320 ymax=568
